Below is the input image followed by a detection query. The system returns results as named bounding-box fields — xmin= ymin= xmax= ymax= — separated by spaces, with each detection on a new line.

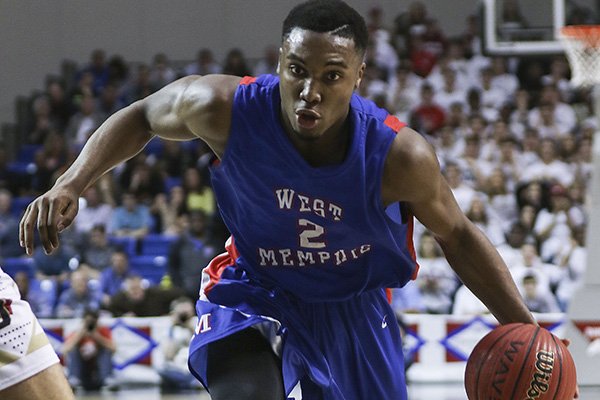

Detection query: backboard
xmin=482 ymin=0 xmax=566 ymax=55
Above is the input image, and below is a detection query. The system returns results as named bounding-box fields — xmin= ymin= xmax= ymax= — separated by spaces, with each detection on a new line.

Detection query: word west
xmin=275 ymin=189 xmax=343 ymax=221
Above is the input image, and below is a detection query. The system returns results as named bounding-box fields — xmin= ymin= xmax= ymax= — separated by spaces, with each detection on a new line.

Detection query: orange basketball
xmin=465 ymin=323 xmax=577 ymax=400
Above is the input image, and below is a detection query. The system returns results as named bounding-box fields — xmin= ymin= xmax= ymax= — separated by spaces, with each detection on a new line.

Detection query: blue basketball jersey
xmin=209 ymin=74 xmax=418 ymax=301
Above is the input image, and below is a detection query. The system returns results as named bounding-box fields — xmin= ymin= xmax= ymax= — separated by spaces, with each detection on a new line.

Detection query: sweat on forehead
xmin=283 ymin=27 xmax=358 ymax=51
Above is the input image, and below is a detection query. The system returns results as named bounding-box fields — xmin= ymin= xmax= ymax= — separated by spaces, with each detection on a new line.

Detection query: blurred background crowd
xmin=0 ymin=1 xmax=598 ymax=327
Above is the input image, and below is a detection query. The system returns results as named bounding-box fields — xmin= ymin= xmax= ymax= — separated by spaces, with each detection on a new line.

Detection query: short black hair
xmin=282 ymin=0 xmax=368 ymax=56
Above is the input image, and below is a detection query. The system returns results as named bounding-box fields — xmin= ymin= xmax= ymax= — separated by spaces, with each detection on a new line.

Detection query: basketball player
xmin=19 ymin=1 xmax=554 ymax=399
xmin=0 ymin=269 xmax=74 ymax=399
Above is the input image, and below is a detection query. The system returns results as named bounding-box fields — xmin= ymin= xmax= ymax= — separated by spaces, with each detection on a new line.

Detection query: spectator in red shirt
xmin=63 ymin=308 xmax=116 ymax=391
xmin=410 ymin=83 xmax=446 ymax=136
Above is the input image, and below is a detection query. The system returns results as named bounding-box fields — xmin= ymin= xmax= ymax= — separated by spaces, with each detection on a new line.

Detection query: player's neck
xmin=288 ymin=118 xmax=351 ymax=167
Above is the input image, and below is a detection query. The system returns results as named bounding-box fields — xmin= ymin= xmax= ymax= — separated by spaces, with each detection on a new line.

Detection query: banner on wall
xmin=40 ymin=313 xmax=567 ymax=383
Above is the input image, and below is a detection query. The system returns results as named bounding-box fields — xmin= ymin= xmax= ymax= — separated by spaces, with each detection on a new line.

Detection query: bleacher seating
xmin=129 ymin=255 xmax=167 ymax=285
xmin=140 ymin=234 xmax=177 ymax=256
xmin=2 ymin=257 xmax=35 ymax=279
xmin=164 ymin=176 xmax=182 ymax=192
xmin=17 ymin=144 xmax=42 ymax=164
xmin=108 ymin=236 xmax=138 ymax=257
xmin=11 ymin=196 xmax=35 ymax=218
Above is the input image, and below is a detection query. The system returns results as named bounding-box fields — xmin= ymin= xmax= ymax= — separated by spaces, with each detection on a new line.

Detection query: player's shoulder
xmin=382 ymin=126 xmax=441 ymax=204
xmin=388 ymin=126 xmax=437 ymax=170
xmin=351 ymin=94 xmax=407 ymax=135
xmin=179 ymin=74 xmax=243 ymax=106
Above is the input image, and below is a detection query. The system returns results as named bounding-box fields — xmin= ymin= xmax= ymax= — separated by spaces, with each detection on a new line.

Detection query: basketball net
xmin=559 ymin=25 xmax=600 ymax=88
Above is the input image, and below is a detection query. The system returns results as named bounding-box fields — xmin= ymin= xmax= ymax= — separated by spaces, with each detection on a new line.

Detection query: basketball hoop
xmin=559 ymin=25 xmax=600 ymax=88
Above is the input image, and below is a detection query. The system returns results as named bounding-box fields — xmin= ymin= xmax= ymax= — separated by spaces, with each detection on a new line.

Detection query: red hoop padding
xmin=561 ymin=25 xmax=600 ymax=48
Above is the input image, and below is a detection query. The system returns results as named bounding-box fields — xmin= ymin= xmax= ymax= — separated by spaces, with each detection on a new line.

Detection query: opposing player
xmin=20 ymin=0 xmax=565 ymax=399
xmin=0 ymin=269 xmax=74 ymax=399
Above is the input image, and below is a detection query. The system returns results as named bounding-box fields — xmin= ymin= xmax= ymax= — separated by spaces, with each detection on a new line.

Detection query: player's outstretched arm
xmin=19 ymin=74 xmax=241 ymax=256
xmin=383 ymin=127 xmax=535 ymax=325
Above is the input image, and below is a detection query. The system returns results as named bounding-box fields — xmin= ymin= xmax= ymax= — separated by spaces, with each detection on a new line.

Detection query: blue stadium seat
xmin=7 ymin=161 xmax=32 ymax=176
xmin=17 ymin=144 xmax=43 ymax=164
xmin=11 ymin=196 xmax=35 ymax=218
xmin=144 ymin=137 xmax=164 ymax=157
xmin=140 ymin=234 xmax=177 ymax=256
xmin=164 ymin=176 xmax=182 ymax=193
xmin=2 ymin=257 xmax=35 ymax=279
xmin=129 ymin=255 xmax=167 ymax=285
xmin=107 ymin=236 xmax=138 ymax=257
xmin=28 ymin=278 xmax=57 ymax=317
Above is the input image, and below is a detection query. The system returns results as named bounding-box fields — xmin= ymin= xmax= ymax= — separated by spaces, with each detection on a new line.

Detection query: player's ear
xmin=276 ymin=47 xmax=283 ymax=74
xmin=355 ymin=62 xmax=366 ymax=90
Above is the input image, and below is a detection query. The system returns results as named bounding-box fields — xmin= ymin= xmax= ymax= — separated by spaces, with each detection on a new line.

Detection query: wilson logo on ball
xmin=525 ymin=350 xmax=555 ymax=400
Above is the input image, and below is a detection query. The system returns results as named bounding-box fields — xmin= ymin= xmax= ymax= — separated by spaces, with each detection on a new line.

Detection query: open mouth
xmin=296 ymin=109 xmax=320 ymax=129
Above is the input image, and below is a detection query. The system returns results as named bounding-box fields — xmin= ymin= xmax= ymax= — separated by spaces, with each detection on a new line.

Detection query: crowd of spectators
xmin=0 ymin=2 xmax=598 ymax=328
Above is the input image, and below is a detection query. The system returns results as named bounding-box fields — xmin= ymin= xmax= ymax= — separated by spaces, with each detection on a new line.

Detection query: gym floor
xmin=74 ymin=383 xmax=600 ymax=399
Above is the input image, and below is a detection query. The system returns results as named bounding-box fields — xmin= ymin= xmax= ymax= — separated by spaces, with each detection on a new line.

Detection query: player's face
xmin=278 ymin=28 xmax=365 ymax=142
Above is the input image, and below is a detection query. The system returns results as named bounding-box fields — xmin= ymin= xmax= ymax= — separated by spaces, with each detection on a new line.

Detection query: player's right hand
xmin=19 ymin=185 xmax=80 ymax=256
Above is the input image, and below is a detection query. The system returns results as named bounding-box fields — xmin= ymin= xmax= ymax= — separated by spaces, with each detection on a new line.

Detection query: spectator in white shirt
xmin=519 ymin=138 xmax=575 ymax=188
xmin=534 ymin=183 xmax=586 ymax=261
xmin=442 ymin=162 xmax=477 ymax=212
xmin=509 ymin=89 xmax=531 ymax=140
xmin=496 ymin=222 xmax=529 ymax=268
xmin=477 ymin=66 xmax=509 ymax=113
xmin=483 ymin=167 xmax=519 ymax=230
xmin=490 ymin=57 xmax=519 ymax=99
xmin=541 ymin=57 xmax=573 ymax=101
xmin=387 ymin=64 xmax=422 ymax=122
xmin=494 ymin=136 xmax=525 ymax=189
xmin=511 ymin=243 xmax=563 ymax=298
xmin=464 ymin=195 xmax=505 ymax=246
xmin=554 ymin=225 xmax=588 ymax=311
xmin=433 ymin=67 xmax=466 ymax=112
xmin=456 ymin=135 xmax=493 ymax=189
xmin=528 ymin=85 xmax=577 ymax=135
xmin=521 ymin=274 xmax=561 ymax=313
xmin=414 ymin=231 xmax=459 ymax=314
xmin=529 ymin=102 xmax=571 ymax=139
xmin=452 ymin=284 xmax=489 ymax=316
xmin=75 ymin=183 xmax=115 ymax=234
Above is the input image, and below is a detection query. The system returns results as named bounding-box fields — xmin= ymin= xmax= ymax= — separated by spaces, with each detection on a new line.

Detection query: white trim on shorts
xmin=0 ymin=342 xmax=59 ymax=391
xmin=0 ymin=268 xmax=60 ymax=391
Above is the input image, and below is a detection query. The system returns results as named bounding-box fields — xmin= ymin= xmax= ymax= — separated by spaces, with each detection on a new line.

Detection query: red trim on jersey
xmin=384 ymin=114 xmax=406 ymax=133
xmin=203 ymin=236 xmax=240 ymax=295
xmin=385 ymin=288 xmax=393 ymax=304
xmin=406 ymin=216 xmax=420 ymax=280
xmin=239 ymin=76 xmax=257 ymax=86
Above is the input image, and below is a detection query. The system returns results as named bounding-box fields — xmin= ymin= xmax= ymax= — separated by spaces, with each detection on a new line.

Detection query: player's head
xmin=278 ymin=0 xmax=369 ymax=142
xmin=282 ymin=0 xmax=368 ymax=59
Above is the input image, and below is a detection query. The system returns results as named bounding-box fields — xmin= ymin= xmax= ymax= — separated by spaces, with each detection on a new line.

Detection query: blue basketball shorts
xmin=187 ymin=243 xmax=408 ymax=400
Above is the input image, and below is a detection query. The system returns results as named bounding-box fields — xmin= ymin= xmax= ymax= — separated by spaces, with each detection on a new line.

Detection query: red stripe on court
xmin=384 ymin=114 xmax=406 ymax=133
xmin=203 ymin=236 xmax=240 ymax=295
xmin=239 ymin=76 xmax=257 ymax=85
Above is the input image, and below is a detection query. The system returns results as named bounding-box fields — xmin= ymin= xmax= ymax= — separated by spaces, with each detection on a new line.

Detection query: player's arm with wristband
xmin=383 ymin=126 xmax=536 ymax=326
xmin=19 ymin=74 xmax=240 ymax=256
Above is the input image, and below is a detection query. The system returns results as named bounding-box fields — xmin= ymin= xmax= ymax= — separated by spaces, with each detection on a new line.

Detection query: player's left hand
xmin=561 ymin=338 xmax=579 ymax=399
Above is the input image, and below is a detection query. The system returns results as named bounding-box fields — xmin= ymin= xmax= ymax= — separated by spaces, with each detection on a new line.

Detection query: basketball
xmin=465 ymin=323 xmax=577 ymax=400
